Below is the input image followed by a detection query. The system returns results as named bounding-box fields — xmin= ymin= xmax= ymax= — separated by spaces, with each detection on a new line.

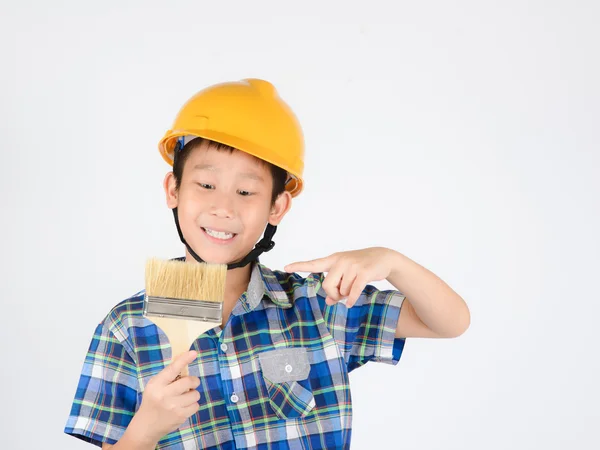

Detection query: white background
xmin=1 ymin=1 xmax=598 ymax=449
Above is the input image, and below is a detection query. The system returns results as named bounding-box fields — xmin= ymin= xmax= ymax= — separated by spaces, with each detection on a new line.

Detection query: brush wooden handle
xmin=148 ymin=316 xmax=220 ymax=378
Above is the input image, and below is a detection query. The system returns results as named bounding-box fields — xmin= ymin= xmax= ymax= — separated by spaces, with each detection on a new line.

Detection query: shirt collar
xmin=232 ymin=263 xmax=293 ymax=315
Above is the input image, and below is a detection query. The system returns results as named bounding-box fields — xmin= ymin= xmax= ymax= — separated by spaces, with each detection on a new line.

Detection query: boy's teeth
xmin=204 ymin=228 xmax=234 ymax=240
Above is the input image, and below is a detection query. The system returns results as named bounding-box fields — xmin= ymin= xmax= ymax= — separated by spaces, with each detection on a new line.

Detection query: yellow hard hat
xmin=158 ymin=78 xmax=305 ymax=197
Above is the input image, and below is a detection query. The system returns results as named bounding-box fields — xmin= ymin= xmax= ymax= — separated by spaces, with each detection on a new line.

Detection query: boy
xmin=64 ymin=78 xmax=470 ymax=450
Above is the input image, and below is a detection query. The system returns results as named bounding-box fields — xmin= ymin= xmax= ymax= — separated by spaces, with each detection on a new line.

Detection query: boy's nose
xmin=209 ymin=193 xmax=235 ymax=218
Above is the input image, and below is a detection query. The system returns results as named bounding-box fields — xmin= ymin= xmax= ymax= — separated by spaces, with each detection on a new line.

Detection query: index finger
xmin=155 ymin=350 xmax=198 ymax=385
xmin=285 ymin=256 xmax=332 ymax=273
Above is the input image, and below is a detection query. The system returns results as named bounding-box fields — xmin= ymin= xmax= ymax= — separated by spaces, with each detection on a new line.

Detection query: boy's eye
xmin=238 ymin=190 xmax=252 ymax=196
xmin=198 ymin=183 xmax=214 ymax=190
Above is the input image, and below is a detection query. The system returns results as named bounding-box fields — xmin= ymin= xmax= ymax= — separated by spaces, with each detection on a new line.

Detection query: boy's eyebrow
xmin=239 ymin=172 xmax=265 ymax=182
xmin=193 ymin=164 xmax=265 ymax=182
xmin=193 ymin=163 xmax=216 ymax=171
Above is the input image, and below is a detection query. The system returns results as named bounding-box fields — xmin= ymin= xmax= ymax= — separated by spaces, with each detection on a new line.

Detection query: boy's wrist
xmin=120 ymin=415 xmax=160 ymax=450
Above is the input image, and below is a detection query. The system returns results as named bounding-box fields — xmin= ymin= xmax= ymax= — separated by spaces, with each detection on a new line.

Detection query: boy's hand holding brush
xmin=103 ymin=351 xmax=201 ymax=450
xmin=104 ymin=259 xmax=226 ymax=449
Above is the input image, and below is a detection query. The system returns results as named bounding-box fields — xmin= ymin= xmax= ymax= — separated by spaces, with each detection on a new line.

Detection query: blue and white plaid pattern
xmin=64 ymin=263 xmax=406 ymax=449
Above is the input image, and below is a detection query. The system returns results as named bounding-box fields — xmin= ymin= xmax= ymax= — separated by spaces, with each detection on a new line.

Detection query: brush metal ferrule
xmin=143 ymin=295 xmax=223 ymax=323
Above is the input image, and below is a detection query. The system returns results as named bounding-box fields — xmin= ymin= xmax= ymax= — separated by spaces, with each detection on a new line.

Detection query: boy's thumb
xmin=158 ymin=350 xmax=198 ymax=384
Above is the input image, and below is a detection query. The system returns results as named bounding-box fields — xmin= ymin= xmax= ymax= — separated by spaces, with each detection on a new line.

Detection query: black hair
xmin=172 ymin=137 xmax=288 ymax=205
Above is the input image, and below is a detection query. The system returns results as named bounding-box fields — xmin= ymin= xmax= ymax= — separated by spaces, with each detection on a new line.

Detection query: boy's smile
xmin=201 ymin=227 xmax=237 ymax=243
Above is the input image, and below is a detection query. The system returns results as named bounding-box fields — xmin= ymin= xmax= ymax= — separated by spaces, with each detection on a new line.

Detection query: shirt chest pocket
xmin=258 ymin=347 xmax=315 ymax=420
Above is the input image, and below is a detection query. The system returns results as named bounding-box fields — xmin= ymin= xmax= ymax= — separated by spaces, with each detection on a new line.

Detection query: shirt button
xmin=285 ymin=364 xmax=293 ymax=373
xmin=220 ymin=343 xmax=228 ymax=352
xmin=231 ymin=393 xmax=239 ymax=403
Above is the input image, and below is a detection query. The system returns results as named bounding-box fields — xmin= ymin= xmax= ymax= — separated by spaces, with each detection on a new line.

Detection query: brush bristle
xmin=145 ymin=258 xmax=227 ymax=303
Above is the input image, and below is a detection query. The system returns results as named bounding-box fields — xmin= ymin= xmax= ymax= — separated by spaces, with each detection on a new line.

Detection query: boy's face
xmin=164 ymin=141 xmax=292 ymax=265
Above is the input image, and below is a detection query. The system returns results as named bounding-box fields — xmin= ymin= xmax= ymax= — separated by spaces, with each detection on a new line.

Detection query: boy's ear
xmin=164 ymin=172 xmax=178 ymax=209
xmin=268 ymin=191 xmax=292 ymax=226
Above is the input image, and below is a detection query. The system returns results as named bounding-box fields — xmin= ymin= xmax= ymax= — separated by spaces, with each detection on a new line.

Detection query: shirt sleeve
xmin=312 ymin=272 xmax=407 ymax=372
xmin=64 ymin=318 xmax=140 ymax=447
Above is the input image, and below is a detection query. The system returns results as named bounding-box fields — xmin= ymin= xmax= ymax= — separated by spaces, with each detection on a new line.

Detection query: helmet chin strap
xmin=171 ymin=207 xmax=276 ymax=270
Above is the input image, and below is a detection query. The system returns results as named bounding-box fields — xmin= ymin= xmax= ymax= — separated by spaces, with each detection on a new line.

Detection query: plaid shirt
xmin=64 ymin=263 xmax=406 ymax=449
